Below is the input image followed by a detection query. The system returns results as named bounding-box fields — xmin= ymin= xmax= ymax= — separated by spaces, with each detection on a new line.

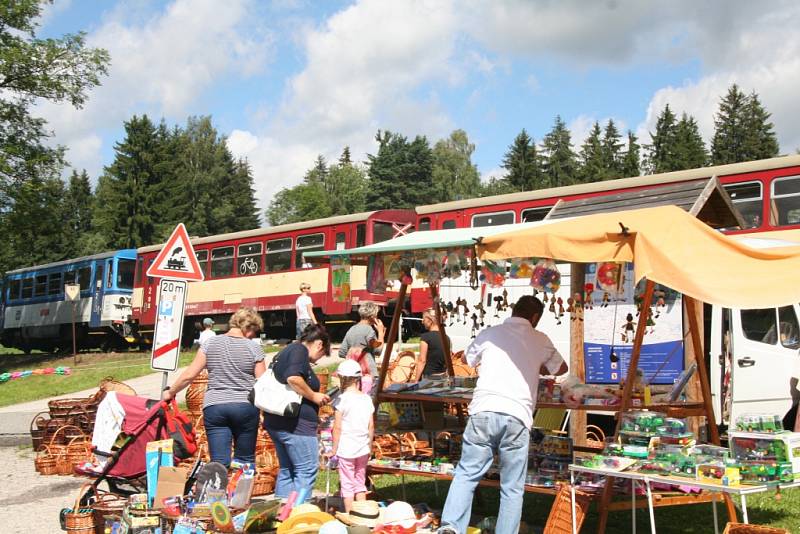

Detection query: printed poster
xmin=331 ymin=256 xmax=351 ymax=303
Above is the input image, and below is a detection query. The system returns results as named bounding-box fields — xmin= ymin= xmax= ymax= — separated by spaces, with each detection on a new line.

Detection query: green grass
xmin=315 ymin=472 xmax=800 ymax=532
xmin=0 ymin=344 xmax=283 ymax=407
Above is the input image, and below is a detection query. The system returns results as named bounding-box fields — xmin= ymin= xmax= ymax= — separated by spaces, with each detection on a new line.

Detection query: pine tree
xmin=673 ymin=113 xmax=708 ymax=169
xmin=305 ymin=155 xmax=329 ymax=186
xmin=646 ymin=104 xmax=679 ymax=173
xmin=326 ymin=163 xmax=367 ymax=215
xmin=365 ymin=130 xmax=435 ymax=209
xmin=339 ymin=146 xmax=352 ymax=166
xmin=601 ymin=119 xmax=624 ymax=179
xmin=711 ymin=84 xmax=748 ymax=165
xmin=63 ymin=169 xmax=95 ymax=256
xmin=431 ymin=129 xmax=482 ymax=202
xmin=621 ymin=131 xmax=641 ymax=177
xmin=211 ymin=155 xmax=261 ymax=232
xmin=540 ymin=116 xmax=578 ymax=188
xmin=742 ymin=91 xmax=780 ymax=161
xmin=501 ymin=129 xmax=539 ymax=191
xmin=579 ymin=122 xmax=605 ymax=183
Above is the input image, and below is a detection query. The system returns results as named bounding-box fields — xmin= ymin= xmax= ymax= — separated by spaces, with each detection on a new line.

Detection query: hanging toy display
xmin=474 ymin=301 xmax=486 ymax=327
xmin=480 ymin=260 xmax=506 ymax=288
xmin=424 ymin=251 xmax=445 ymax=286
xmin=595 ymin=262 xmax=625 ymax=294
xmin=571 ymin=293 xmax=584 ymax=322
xmin=470 ymin=313 xmax=480 ymax=339
xmin=621 ymin=313 xmax=636 ymax=343
xmin=530 ymin=259 xmax=561 ymax=293
xmin=584 ymin=283 xmax=595 ymax=310
xmin=444 ymin=249 xmax=464 ymax=279
xmin=654 ymin=288 xmax=667 ymax=318
xmin=455 ymin=297 xmax=470 ymax=324
xmin=493 ymin=295 xmax=504 ymax=318
xmin=508 ymin=258 xmax=534 ymax=279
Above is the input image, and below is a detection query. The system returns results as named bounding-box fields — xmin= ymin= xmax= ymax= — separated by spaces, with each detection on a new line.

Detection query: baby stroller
xmin=76 ymin=393 xmax=197 ymax=504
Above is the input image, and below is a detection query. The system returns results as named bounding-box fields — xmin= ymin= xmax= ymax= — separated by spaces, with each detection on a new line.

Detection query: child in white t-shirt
xmin=331 ymin=359 xmax=374 ymax=512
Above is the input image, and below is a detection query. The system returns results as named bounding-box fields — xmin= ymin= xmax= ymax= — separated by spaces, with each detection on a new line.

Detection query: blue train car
xmin=1 ymin=250 xmax=137 ymax=352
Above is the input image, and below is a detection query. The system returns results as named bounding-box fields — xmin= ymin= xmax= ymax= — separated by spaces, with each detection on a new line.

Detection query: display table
xmin=569 ymin=464 xmax=798 ymax=534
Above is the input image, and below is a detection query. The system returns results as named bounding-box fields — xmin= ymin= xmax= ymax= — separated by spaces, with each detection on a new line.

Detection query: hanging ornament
xmin=621 ymin=313 xmax=636 ymax=343
xmin=481 ymin=260 xmax=506 ymax=288
xmin=557 ymin=297 xmax=565 ymax=318
xmin=508 ymin=258 xmax=534 ymax=279
xmin=530 ymin=259 xmax=561 ymax=293
xmin=654 ymin=288 xmax=666 ymax=318
xmin=595 ymin=262 xmax=625 ymax=294
xmin=584 ymin=283 xmax=595 ymax=310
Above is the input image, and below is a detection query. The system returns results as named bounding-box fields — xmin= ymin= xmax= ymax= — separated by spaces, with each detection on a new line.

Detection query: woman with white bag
xmin=261 ymin=323 xmax=331 ymax=498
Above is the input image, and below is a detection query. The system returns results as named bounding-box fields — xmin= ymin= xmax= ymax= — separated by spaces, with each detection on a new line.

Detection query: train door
xmin=89 ymin=261 xmax=107 ymax=327
xmin=725 ymin=305 xmax=800 ymax=427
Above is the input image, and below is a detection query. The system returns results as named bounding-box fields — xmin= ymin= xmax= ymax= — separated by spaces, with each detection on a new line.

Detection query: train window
xmin=356 ymin=224 xmax=366 ymax=247
xmin=21 ymin=278 xmax=32 ymax=299
xmin=723 ymin=181 xmax=762 ymax=229
xmin=472 ymin=211 xmax=515 ymax=227
xmin=237 ymin=242 xmax=262 ymax=276
xmin=95 ymin=265 xmax=103 ymax=289
xmin=48 ymin=273 xmax=62 ymax=295
xmin=196 ymin=250 xmax=208 ymax=277
xmin=210 ymin=246 xmax=234 ymax=278
xmin=295 ymin=233 xmax=325 ymax=268
xmin=64 ymin=270 xmax=76 ymax=286
xmin=770 ymin=176 xmax=800 ymax=226
xmin=741 ymin=308 xmax=778 ymax=345
xmin=9 ymin=279 xmax=20 ymax=301
xmin=418 ymin=218 xmax=431 ymax=231
xmin=373 ymin=222 xmax=396 ymax=244
xmin=106 ymin=260 xmax=114 ymax=288
xmin=78 ymin=267 xmax=91 ymax=290
xmin=34 ymin=274 xmax=47 ymax=297
xmin=336 ymin=232 xmax=346 ymax=250
xmin=136 ymin=258 xmax=144 ymax=284
xmin=522 ymin=206 xmax=551 ymax=222
xmin=117 ymin=259 xmax=135 ymax=289
xmin=266 ymin=238 xmax=292 ymax=272
xmin=442 ymin=219 xmax=456 ymax=229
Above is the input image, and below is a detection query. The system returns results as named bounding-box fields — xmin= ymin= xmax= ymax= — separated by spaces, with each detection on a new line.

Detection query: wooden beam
xmin=375 ymin=282 xmax=408 ymax=406
xmin=569 ymin=263 xmax=586 ymax=447
xmin=683 ymin=296 xmax=719 ymax=445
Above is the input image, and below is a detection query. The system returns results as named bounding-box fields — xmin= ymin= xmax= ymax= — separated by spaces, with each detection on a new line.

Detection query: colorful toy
xmin=480 ymin=260 xmax=506 ymax=288
xmin=595 ymin=262 xmax=624 ymax=293
xmin=738 ymin=461 xmax=793 ymax=485
xmin=620 ymin=410 xmax=666 ymax=435
xmin=735 ymin=413 xmax=783 ymax=433
xmin=0 ymin=366 xmax=70 ymax=384
xmin=530 ymin=259 xmax=561 ymax=293
xmin=697 ymin=463 xmax=741 ymax=486
xmin=730 ymin=431 xmax=800 ymax=477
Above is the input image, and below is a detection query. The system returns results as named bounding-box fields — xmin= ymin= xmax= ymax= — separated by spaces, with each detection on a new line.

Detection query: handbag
xmin=251 ymin=351 xmax=302 ymax=417
xmin=162 ymin=400 xmax=197 ymax=459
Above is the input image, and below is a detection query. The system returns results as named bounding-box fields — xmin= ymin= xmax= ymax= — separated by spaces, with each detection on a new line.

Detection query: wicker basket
xmin=252 ymin=473 xmax=276 ymax=496
xmin=65 ymin=435 xmax=93 ymax=474
xmin=98 ymin=377 xmax=136 ymax=396
xmin=35 ymin=446 xmax=59 ymax=475
xmin=543 ymin=484 xmax=592 ymax=534
xmin=30 ymin=410 xmax=51 ymax=451
xmin=64 ymin=484 xmax=95 ymax=533
xmin=387 ymin=351 xmax=417 ymax=385
xmin=722 ymin=524 xmax=790 ymax=534
xmin=92 ymin=493 xmax=126 ymax=534
xmin=185 ymin=371 xmax=208 ymax=412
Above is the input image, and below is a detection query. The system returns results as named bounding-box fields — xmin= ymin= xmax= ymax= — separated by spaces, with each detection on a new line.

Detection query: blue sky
xmin=36 ymin=1 xmax=800 ymax=218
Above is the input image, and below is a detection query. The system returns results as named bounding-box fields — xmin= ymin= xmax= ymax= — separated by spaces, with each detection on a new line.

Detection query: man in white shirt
xmin=295 ymin=282 xmax=317 ymax=340
xmin=439 ymin=295 xmax=567 ymax=534
xmin=198 ymin=317 xmax=216 ymax=345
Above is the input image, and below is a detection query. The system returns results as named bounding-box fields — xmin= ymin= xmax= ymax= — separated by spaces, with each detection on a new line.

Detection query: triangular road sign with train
xmin=146 ymin=223 xmax=205 ymax=281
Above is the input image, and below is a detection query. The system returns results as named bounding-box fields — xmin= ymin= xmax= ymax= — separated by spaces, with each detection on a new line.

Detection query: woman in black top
xmin=415 ymin=308 xmax=449 ymax=381
xmin=262 ymin=324 xmax=331 ymax=498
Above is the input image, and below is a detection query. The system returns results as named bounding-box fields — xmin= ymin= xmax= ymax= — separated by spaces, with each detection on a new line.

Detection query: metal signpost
xmin=64 ymin=283 xmax=81 ymax=365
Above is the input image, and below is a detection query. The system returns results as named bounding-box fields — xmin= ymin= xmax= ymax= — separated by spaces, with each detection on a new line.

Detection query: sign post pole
xmin=64 ymin=284 xmax=81 ymax=366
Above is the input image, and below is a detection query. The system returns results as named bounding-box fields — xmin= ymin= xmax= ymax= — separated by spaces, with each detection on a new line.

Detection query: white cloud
xmin=480 ymin=166 xmax=506 ymax=183
xmin=37 ymin=0 xmax=273 ymax=178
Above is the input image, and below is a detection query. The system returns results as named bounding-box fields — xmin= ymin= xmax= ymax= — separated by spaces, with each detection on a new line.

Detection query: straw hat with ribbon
xmin=374 ymin=501 xmax=431 ymax=533
xmin=335 ymin=500 xmax=383 ymax=528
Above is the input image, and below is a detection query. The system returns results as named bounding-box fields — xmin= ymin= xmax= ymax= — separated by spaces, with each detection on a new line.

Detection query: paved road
xmin=0 ymin=352 xmax=346 ymax=445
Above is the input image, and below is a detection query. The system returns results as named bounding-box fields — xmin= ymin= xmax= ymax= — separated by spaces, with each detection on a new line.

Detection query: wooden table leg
xmin=596 ymin=475 xmax=615 ymax=534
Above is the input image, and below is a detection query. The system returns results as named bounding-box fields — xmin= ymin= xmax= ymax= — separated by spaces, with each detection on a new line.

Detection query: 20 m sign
xmin=151 ymin=279 xmax=187 ymax=372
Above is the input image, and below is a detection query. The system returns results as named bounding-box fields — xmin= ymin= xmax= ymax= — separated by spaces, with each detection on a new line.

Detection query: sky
xmin=37 ymin=0 xmax=800 ymax=220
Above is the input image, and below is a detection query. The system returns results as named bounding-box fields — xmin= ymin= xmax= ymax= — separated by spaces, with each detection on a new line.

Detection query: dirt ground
xmin=0 ymin=446 xmax=86 ymax=533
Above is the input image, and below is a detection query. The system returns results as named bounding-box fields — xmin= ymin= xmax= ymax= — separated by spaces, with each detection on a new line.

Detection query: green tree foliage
xmin=601 ymin=119 xmax=624 ymax=179
xmin=326 ymin=163 xmax=367 ymax=216
xmin=481 ymin=176 xmax=517 ymax=196
xmin=63 ymin=169 xmax=97 ymax=256
xmin=540 ymin=116 xmax=578 ymax=188
xmin=673 ymin=113 xmax=708 ymax=169
xmin=711 ymin=85 xmax=779 ymax=164
xmin=579 ymin=122 xmax=605 ymax=183
xmin=621 ymin=131 xmax=641 ymax=178
xmin=501 ymin=129 xmax=539 ymax=191
xmin=366 ymin=130 xmax=434 ymax=209
xmin=431 ymin=129 xmax=481 ymax=202
xmin=0 ymin=0 xmax=109 ymax=193
xmin=645 ymin=104 xmax=678 ymax=174
xmin=267 ymin=182 xmax=331 ymax=226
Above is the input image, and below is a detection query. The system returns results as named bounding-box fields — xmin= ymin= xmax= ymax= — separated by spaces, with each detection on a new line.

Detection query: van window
xmin=266 ymin=238 xmax=292 ymax=272
xmin=295 ymin=233 xmax=325 ymax=268
xmin=210 ymin=246 xmax=234 ymax=278
xmin=472 ymin=211 xmax=514 ymax=227
xmin=195 ymin=250 xmax=208 ymax=277
xmin=34 ymin=274 xmax=47 ymax=297
xmin=48 ymin=273 xmax=62 ymax=295
xmin=21 ymin=278 xmax=33 ymax=299
xmin=522 ymin=206 xmax=551 ymax=222
xmin=237 ymin=242 xmax=262 ymax=276
xmin=418 ymin=218 xmax=431 ymax=231
xmin=724 ymin=181 xmax=762 ymax=229
xmin=9 ymin=279 xmax=20 ymax=301
xmin=778 ymin=306 xmax=800 ymax=349
xmin=771 ymin=175 xmax=800 ymax=226
xmin=741 ymin=308 xmax=778 ymax=345
xmin=442 ymin=219 xmax=456 ymax=229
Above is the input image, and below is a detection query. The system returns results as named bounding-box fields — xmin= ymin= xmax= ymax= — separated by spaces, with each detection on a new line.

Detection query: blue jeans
xmin=203 ymin=402 xmax=260 ymax=468
xmin=441 ymin=412 xmax=530 ymax=534
xmin=266 ymin=428 xmax=319 ymax=498
xmin=296 ymin=319 xmax=312 ymax=339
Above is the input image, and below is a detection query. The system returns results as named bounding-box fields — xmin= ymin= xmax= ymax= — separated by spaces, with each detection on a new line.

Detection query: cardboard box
xmin=153 ymin=466 xmax=189 ymax=509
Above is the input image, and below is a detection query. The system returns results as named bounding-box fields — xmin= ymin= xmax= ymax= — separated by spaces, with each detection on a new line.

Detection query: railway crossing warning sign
xmin=146 ymin=223 xmax=204 ymax=281
xmin=151 ymin=279 xmax=187 ymax=372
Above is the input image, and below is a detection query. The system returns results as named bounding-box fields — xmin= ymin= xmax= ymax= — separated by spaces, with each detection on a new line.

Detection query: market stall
xmin=305 ymin=204 xmax=800 ymax=533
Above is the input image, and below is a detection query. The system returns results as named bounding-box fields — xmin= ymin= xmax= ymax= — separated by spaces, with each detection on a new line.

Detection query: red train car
xmin=131 ymin=210 xmax=415 ymax=344
xmin=410 ymin=154 xmax=800 ymax=310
